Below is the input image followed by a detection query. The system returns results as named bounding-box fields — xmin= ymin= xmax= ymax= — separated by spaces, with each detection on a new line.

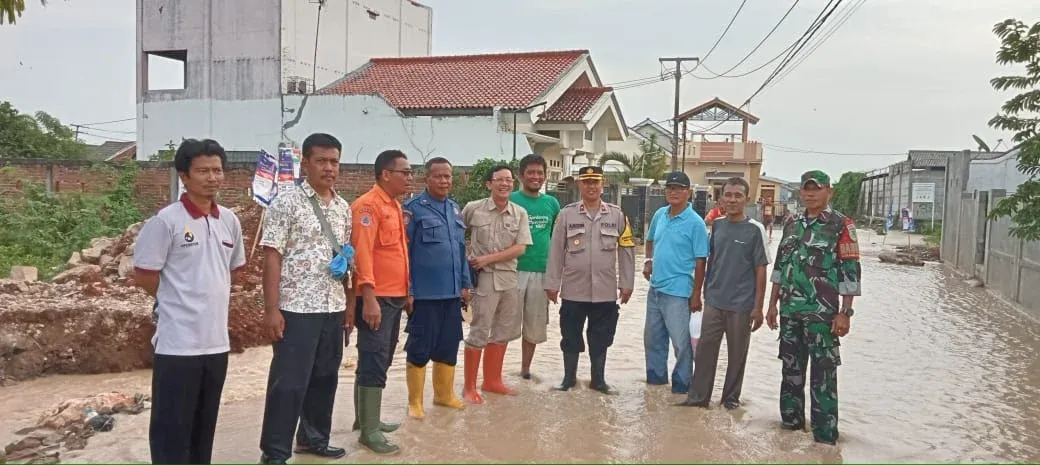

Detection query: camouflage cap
xmin=800 ymin=170 xmax=831 ymax=187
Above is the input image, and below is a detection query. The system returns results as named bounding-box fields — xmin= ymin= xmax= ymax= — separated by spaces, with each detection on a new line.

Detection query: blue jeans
xmin=644 ymin=287 xmax=692 ymax=394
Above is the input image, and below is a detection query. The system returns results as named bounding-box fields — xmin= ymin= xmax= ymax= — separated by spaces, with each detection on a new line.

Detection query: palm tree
xmin=1 ymin=1 xmax=47 ymax=26
xmin=597 ymin=134 xmax=669 ymax=183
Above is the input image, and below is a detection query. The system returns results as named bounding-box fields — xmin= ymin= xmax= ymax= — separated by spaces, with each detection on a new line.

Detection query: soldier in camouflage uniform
xmin=766 ymin=170 xmax=861 ymax=445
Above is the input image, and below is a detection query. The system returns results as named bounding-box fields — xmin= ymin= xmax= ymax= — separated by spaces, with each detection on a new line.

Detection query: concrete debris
xmin=879 ymin=251 xmax=926 ymax=267
xmin=51 ymin=265 xmax=102 ymax=285
xmin=0 ymin=205 xmax=270 ymax=384
xmin=9 ymin=266 xmax=39 ymax=283
xmin=4 ymin=392 xmax=147 ymax=464
xmin=0 ymin=279 xmax=30 ymax=294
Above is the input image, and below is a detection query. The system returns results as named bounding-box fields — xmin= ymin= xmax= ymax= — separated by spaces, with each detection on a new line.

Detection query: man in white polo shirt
xmin=134 ymin=138 xmax=245 ymax=464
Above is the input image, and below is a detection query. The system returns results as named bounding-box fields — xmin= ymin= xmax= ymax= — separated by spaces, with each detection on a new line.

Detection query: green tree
xmin=1 ymin=0 xmax=46 ymax=26
xmin=149 ymin=141 xmax=177 ymax=161
xmin=986 ymin=19 xmax=1040 ymax=241
xmin=0 ymin=101 xmax=86 ymax=158
xmin=830 ymin=171 xmax=864 ymax=217
xmin=596 ymin=134 xmax=669 ymax=183
xmin=449 ymin=157 xmax=518 ymax=206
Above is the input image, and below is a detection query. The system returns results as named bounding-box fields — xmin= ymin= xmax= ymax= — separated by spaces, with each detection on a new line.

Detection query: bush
xmin=0 ymin=164 xmax=142 ymax=278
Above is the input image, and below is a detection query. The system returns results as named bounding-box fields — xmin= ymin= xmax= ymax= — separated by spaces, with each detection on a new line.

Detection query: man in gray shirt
xmin=678 ymin=177 xmax=769 ymax=410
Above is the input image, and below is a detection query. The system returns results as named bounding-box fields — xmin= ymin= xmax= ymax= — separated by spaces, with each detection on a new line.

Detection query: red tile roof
xmin=541 ymin=86 xmax=612 ymax=122
xmin=320 ymin=50 xmax=587 ymax=110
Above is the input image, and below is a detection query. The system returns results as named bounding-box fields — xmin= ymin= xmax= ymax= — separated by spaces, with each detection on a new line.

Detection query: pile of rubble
xmin=4 ymin=392 xmax=147 ymax=464
xmin=878 ymin=245 xmax=941 ymax=267
xmin=0 ymin=205 xmax=270 ymax=384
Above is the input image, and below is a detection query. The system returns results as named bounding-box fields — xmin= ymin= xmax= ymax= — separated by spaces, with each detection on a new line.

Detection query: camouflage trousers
xmin=778 ymin=317 xmax=841 ymax=444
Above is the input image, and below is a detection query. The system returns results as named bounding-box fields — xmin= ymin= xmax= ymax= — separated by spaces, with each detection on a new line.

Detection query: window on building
xmin=145 ymin=50 xmax=187 ymax=91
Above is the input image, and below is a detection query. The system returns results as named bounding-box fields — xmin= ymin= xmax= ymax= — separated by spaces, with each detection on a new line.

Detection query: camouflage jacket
xmin=770 ymin=208 xmax=862 ymax=321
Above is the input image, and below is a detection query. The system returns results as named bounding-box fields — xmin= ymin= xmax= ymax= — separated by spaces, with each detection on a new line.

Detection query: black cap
xmin=576 ymin=165 xmax=604 ymax=181
xmin=664 ymin=171 xmax=691 ymax=188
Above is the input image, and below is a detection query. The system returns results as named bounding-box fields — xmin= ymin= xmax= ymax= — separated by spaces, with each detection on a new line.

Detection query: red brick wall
xmin=0 ymin=159 xmax=443 ymax=215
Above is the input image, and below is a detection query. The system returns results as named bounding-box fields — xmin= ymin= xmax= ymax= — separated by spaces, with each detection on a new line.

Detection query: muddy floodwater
xmin=2 ymin=230 xmax=1039 ymax=463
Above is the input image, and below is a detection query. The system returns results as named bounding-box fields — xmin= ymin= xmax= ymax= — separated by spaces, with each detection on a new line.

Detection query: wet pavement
xmin=2 ymin=230 xmax=1039 ymax=463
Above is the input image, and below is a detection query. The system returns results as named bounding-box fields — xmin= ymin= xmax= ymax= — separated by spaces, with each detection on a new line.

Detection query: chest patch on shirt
xmin=568 ymin=223 xmax=584 ymax=230
xmin=181 ymin=226 xmax=199 ymax=248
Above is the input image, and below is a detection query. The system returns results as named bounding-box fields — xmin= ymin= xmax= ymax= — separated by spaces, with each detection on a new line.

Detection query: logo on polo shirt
xmin=181 ymin=226 xmax=199 ymax=248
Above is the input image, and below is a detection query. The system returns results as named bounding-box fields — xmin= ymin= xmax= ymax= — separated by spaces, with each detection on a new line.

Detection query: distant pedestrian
xmin=460 ymin=165 xmax=533 ymax=403
xmin=544 ymin=166 xmax=636 ymax=394
xmin=641 ymin=171 xmax=709 ymax=394
xmin=350 ymin=149 xmax=414 ymax=454
xmin=509 ymin=154 xmax=561 ymax=380
xmin=678 ymin=177 xmax=769 ymax=409
xmin=134 ymin=138 xmax=245 ymax=464
xmin=766 ymin=170 xmax=862 ymax=445
xmin=762 ymin=199 xmax=775 ymax=240
xmin=401 ymin=157 xmax=471 ymax=419
xmin=258 ymin=133 xmax=351 ymax=463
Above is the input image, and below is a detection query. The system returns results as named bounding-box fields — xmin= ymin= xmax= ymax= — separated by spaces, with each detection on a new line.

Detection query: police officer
xmin=402 ymin=157 xmax=471 ymax=419
xmin=544 ymin=166 xmax=636 ymax=394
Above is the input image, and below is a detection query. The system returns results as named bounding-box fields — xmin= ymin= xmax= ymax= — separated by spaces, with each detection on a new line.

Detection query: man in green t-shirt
xmin=509 ymin=154 xmax=561 ymax=379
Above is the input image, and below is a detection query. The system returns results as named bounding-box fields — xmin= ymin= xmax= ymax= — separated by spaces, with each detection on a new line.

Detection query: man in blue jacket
xmin=402 ymin=157 xmax=472 ymax=419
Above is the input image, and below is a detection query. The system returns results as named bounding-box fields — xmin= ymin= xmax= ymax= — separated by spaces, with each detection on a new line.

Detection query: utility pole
xmin=658 ymin=57 xmax=699 ymax=171
xmin=72 ymin=124 xmax=82 ymax=142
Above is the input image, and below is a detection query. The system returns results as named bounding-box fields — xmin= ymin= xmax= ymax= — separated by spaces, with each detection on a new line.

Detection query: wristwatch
xmin=839 ymin=307 xmax=854 ymax=317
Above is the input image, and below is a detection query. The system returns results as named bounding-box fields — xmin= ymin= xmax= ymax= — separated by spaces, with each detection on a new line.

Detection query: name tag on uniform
xmin=568 ymin=223 xmax=584 ymax=230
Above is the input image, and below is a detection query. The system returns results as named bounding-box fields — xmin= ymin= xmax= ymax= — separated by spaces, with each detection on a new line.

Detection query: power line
xmin=697 ymin=0 xmax=749 ymax=66
xmin=79 ymin=125 xmax=136 ymax=135
xmin=696 ymin=0 xmax=801 ymax=79
xmin=76 ymin=117 xmax=135 ymax=126
xmin=764 ymin=143 xmax=904 ymax=156
xmin=696 ymin=0 xmax=845 ymax=135
xmin=695 ymin=41 xmax=798 ymax=79
xmin=606 ymin=0 xmax=748 ymax=90
xmin=766 ymin=0 xmax=865 ymax=90
xmin=77 ymin=129 xmax=134 ymax=143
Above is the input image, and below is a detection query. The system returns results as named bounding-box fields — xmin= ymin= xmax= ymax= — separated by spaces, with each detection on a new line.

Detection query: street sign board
xmin=912 ymin=182 xmax=935 ymax=203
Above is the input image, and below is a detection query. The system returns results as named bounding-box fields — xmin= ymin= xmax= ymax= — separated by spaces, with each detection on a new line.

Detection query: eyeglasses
xmin=491 ymin=178 xmax=514 ymax=184
xmin=388 ymin=169 xmax=414 ymax=177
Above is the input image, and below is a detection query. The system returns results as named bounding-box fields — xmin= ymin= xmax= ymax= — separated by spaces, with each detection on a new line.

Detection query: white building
xmin=136 ymin=0 xmax=432 ymax=158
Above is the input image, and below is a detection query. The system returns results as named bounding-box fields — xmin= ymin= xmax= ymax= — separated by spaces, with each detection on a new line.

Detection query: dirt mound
xmin=0 ymin=204 xmax=271 ymax=384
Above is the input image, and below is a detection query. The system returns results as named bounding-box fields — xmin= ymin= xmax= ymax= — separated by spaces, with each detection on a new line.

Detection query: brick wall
xmin=0 ymin=159 xmax=449 ymax=215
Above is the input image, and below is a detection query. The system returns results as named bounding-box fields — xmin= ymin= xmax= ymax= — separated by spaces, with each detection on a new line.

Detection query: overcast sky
xmin=1 ymin=0 xmax=1038 ymax=181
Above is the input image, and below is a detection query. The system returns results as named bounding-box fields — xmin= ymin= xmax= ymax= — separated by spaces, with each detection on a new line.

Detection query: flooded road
xmin=3 ymin=230 xmax=1040 ymax=463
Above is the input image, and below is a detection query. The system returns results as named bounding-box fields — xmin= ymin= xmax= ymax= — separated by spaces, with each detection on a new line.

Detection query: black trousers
xmin=559 ymin=300 xmax=619 ymax=357
xmin=259 ymin=311 xmax=344 ymax=461
xmin=405 ymin=298 xmax=464 ymax=367
xmin=150 ymin=352 xmax=229 ymax=464
xmin=355 ymin=296 xmax=404 ymax=388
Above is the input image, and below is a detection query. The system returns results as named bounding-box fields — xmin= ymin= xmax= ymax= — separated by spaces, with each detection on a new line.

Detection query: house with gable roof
xmin=300 ymin=49 xmax=628 ymax=186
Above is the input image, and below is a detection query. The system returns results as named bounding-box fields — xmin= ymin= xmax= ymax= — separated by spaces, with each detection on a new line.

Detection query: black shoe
xmin=293 ymin=445 xmax=347 ymax=459
xmin=675 ymin=398 xmax=709 ymax=408
xmin=553 ymin=352 xmax=579 ymax=391
xmin=259 ymin=454 xmax=287 ymax=464
xmin=723 ymin=401 xmax=741 ymax=410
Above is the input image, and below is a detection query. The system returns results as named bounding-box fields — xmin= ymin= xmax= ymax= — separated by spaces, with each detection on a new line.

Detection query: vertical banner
xmin=277 ymin=147 xmax=298 ymax=189
xmin=252 ymin=149 xmax=279 ymax=206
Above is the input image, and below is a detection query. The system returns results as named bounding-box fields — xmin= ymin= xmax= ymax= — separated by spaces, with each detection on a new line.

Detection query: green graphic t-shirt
xmin=510 ymin=190 xmax=560 ymax=272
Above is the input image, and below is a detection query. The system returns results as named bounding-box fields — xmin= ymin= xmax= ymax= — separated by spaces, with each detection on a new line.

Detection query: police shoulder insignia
xmin=618 ymin=218 xmax=635 ymax=248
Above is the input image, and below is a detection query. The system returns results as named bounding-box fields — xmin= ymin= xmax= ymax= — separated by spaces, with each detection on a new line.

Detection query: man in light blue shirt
xmin=641 ymin=172 xmax=709 ymax=394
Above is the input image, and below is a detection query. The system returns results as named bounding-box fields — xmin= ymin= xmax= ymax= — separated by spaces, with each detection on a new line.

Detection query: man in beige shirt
xmin=544 ymin=166 xmax=636 ymax=394
xmin=460 ymin=164 xmax=533 ymax=404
